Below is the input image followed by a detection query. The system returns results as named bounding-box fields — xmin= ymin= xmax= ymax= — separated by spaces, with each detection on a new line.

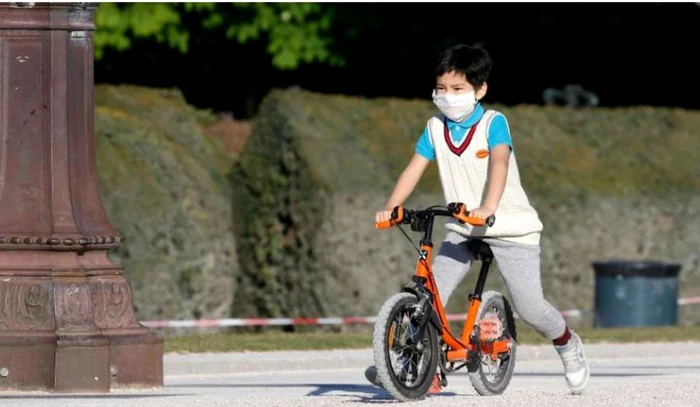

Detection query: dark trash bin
xmin=593 ymin=261 xmax=681 ymax=328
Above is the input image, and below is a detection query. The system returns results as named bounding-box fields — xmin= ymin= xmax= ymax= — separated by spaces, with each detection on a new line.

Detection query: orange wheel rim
xmin=388 ymin=323 xmax=395 ymax=348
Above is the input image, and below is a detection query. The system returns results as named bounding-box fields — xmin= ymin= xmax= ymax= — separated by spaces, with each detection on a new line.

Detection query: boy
xmin=366 ymin=42 xmax=590 ymax=394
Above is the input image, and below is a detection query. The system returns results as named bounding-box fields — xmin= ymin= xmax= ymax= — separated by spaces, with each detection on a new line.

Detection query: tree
xmin=93 ymin=2 xmax=344 ymax=70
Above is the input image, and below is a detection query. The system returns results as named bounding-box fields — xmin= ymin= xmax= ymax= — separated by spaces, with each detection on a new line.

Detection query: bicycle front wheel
xmin=372 ymin=292 xmax=439 ymax=402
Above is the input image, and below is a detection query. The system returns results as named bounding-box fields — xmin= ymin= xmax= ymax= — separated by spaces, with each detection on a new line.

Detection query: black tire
xmin=468 ymin=290 xmax=517 ymax=396
xmin=372 ymin=292 xmax=440 ymax=402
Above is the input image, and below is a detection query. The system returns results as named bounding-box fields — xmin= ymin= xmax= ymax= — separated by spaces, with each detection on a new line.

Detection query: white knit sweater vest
xmin=427 ymin=110 xmax=543 ymax=245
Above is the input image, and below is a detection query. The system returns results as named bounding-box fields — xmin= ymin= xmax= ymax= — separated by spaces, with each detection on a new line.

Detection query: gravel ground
xmin=1 ymin=342 xmax=699 ymax=406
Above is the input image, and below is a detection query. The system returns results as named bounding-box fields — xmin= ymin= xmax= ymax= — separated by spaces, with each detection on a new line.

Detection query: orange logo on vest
xmin=476 ymin=149 xmax=489 ymax=158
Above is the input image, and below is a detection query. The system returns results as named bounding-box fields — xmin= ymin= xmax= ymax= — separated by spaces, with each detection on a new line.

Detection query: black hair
xmin=435 ymin=42 xmax=492 ymax=90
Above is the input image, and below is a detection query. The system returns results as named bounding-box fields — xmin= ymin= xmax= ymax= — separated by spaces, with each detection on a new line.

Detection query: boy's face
xmin=435 ymin=71 xmax=487 ymax=99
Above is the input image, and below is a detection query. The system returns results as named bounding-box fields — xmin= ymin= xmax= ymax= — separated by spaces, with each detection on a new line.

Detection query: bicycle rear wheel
xmin=372 ymin=292 xmax=439 ymax=402
xmin=468 ymin=290 xmax=517 ymax=396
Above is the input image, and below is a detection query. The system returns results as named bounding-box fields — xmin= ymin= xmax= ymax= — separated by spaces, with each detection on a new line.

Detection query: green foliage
xmin=93 ymin=3 xmax=189 ymax=59
xmin=94 ymin=84 xmax=239 ymax=320
xmin=232 ymin=88 xmax=700 ymax=322
xmin=93 ymin=2 xmax=342 ymax=70
xmin=91 ymin=85 xmax=700 ymax=324
xmin=231 ymin=93 xmax=327 ymax=318
xmin=265 ymin=91 xmax=700 ymax=202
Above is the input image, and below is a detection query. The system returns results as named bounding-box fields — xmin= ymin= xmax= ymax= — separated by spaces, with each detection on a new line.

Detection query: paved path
xmin=1 ymin=342 xmax=700 ymax=406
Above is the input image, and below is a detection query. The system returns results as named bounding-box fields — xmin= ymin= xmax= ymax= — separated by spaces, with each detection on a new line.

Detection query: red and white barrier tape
xmin=678 ymin=296 xmax=700 ymax=306
xmin=142 ymin=296 xmax=700 ymax=329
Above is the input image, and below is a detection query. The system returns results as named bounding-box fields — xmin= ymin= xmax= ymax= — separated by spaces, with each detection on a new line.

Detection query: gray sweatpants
xmin=432 ymin=231 xmax=566 ymax=340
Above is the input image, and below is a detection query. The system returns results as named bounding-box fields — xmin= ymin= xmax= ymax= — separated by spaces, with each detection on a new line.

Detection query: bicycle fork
xmin=401 ymin=277 xmax=449 ymax=388
xmin=403 ymin=275 xmax=443 ymax=345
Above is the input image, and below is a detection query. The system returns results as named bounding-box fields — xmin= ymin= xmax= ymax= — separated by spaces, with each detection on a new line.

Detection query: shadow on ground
xmin=161 ymin=370 xmax=666 ymax=402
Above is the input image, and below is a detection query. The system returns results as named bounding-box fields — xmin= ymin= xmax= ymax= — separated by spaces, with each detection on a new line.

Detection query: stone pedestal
xmin=0 ymin=2 xmax=163 ymax=392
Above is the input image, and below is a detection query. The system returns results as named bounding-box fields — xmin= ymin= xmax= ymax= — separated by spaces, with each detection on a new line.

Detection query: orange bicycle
xmin=372 ymin=202 xmax=517 ymax=401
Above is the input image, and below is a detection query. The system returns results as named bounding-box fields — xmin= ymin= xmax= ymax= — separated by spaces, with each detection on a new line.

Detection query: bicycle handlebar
xmin=375 ymin=202 xmax=496 ymax=230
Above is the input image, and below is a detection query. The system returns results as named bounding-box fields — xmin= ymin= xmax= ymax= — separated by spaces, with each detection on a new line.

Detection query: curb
xmin=164 ymin=341 xmax=700 ymax=377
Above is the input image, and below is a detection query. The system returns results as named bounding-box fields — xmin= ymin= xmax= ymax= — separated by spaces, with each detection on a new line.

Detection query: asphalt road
xmin=1 ymin=342 xmax=700 ymax=406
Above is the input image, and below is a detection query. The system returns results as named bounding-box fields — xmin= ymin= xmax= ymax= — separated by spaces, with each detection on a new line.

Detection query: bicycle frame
xmin=381 ymin=205 xmax=511 ymax=364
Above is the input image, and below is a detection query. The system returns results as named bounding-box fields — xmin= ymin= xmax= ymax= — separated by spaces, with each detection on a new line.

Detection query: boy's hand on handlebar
xmin=375 ymin=203 xmax=496 ymax=230
xmin=448 ymin=202 xmax=496 ymax=227
xmin=375 ymin=209 xmax=394 ymax=224
xmin=375 ymin=206 xmax=405 ymax=229
xmin=469 ymin=205 xmax=495 ymax=221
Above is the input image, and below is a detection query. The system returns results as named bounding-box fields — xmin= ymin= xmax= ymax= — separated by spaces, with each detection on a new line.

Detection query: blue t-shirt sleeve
xmin=488 ymin=114 xmax=513 ymax=152
xmin=415 ymin=125 xmax=435 ymax=161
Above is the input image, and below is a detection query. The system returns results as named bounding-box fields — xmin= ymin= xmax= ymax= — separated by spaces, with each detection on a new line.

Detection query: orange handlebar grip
xmin=375 ymin=205 xmax=405 ymax=229
xmin=463 ymin=216 xmax=486 ymax=226
xmin=375 ymin=219 xmax=395 ymax=229
xmin=452 ymin=203 xmax=496 ymax=227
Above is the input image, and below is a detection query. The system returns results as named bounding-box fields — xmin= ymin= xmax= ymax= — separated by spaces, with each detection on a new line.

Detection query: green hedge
xmin=95 ymin=84 xmax=239 ymax=320
xmin=232 ymin=89 xmax=700 ymax=322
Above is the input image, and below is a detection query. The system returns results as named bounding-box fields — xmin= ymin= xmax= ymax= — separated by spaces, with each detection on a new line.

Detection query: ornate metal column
xmin=0 ymin=3 xmax=163 ymax=392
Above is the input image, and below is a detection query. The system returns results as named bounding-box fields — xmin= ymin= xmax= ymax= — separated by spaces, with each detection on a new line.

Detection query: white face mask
xmin=432 ymin=89 xmax=478 ymax=122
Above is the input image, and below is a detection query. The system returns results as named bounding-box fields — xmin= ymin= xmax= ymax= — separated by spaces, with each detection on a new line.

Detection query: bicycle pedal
xmin=478 ymin=314 xmax=503 ymax=341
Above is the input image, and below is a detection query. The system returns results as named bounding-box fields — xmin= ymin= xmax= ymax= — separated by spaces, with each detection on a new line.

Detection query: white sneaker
xmin=554 ymin=330 xmax=590 ymax=394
